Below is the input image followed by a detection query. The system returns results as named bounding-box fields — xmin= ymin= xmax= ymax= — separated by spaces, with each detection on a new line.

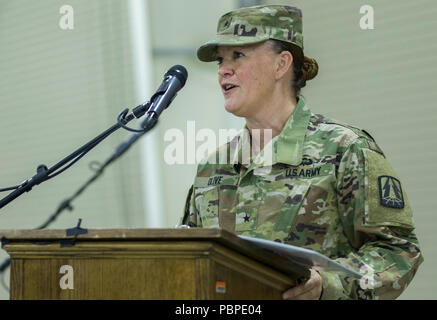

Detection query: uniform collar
xmin=233 ymin=98 xmax=311 ymax=168
xmin=275 ymin=97 xmax=311 ymax=166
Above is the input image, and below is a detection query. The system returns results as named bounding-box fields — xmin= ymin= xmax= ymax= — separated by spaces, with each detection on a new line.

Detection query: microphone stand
xmin=0 ymin=105 xmax=156 ymax=210
xmin=0 ymin=115 xmax=157 ymax=277
xmin=0 ymin=63 xmax=189 ymax=285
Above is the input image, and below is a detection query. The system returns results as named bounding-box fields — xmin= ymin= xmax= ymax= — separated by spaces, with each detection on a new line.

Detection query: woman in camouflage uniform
xmin=180 ymin=5 xmax=423 ymax=300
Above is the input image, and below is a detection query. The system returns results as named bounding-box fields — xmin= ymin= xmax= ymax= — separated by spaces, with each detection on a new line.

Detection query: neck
xmin=246 ymin=93 xmax=297 ymax=152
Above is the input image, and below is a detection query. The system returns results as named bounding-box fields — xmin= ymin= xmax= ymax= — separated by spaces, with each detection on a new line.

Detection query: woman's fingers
xmin=282 ymin=269 xmax=322 ymax=300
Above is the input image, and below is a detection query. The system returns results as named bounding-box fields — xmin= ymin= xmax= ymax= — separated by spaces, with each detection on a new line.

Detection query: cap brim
xmin=197 ymin=34 xmax=268 ymax=62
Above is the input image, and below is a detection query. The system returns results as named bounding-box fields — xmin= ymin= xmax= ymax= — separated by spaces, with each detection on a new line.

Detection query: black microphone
xmin=140 ymin=65 xmax=188 ymax=128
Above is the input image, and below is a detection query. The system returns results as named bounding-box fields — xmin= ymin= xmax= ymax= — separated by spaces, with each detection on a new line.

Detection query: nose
xmin=218 ymin=61 xmax=234 ymax=78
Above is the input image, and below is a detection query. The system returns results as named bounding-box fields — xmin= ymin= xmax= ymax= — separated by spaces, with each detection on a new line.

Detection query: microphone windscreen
xmin=166 ymin=65 xmax=188 ymax=87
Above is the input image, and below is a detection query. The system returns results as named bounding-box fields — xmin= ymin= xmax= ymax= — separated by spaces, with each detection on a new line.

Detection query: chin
xmin=224 ymin=101 xmax=246 ymax=117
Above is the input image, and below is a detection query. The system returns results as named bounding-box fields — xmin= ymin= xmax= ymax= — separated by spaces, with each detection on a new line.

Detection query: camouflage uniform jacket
xmin=180 ymin=98 xmax=423 ymax=299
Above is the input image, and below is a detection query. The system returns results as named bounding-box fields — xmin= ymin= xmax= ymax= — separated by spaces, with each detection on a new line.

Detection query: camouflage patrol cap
xmin=197 ymin=5 xmax=304 ymax=62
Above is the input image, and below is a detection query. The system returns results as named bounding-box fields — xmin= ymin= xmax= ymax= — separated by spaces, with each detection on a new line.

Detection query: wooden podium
xmin=0 ymin=228 xmax=309 ymax=300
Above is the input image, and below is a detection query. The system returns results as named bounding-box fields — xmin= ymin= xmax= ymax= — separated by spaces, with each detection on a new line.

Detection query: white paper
xmin=239 ymin=235 xmax=363 ymax=279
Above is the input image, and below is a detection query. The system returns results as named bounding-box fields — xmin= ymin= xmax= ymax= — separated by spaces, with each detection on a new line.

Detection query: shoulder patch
xmin=363 ymin=149 xmax=413 ymax=227
xmin=378 ymin=175 xmax=404 ymax=209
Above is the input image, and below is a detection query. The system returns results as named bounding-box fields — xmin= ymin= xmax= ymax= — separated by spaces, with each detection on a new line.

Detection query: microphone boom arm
xmin=0 ymin=108 xmax=150 ymax=210
xmin=0 ymin=64 xmax=188 ymax=211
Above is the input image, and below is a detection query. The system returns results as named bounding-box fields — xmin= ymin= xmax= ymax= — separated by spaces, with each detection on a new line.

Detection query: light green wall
xmin=0 ymin=0 xmax=147 ymax=298
xmin=0 ymin=0 xmax=436 ymax=299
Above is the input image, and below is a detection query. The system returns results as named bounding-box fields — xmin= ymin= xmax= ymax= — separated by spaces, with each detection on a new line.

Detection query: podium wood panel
xmin=0 ymin=228 xmax=308 ymax=300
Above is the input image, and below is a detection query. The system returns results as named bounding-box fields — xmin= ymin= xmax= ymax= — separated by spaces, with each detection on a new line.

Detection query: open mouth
xmin=223 ymin=84 xmax=237 ymax=93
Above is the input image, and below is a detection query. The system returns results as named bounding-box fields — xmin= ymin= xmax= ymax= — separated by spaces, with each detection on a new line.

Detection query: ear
xmin=275 ymin=50 xmax=293 ymax=80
